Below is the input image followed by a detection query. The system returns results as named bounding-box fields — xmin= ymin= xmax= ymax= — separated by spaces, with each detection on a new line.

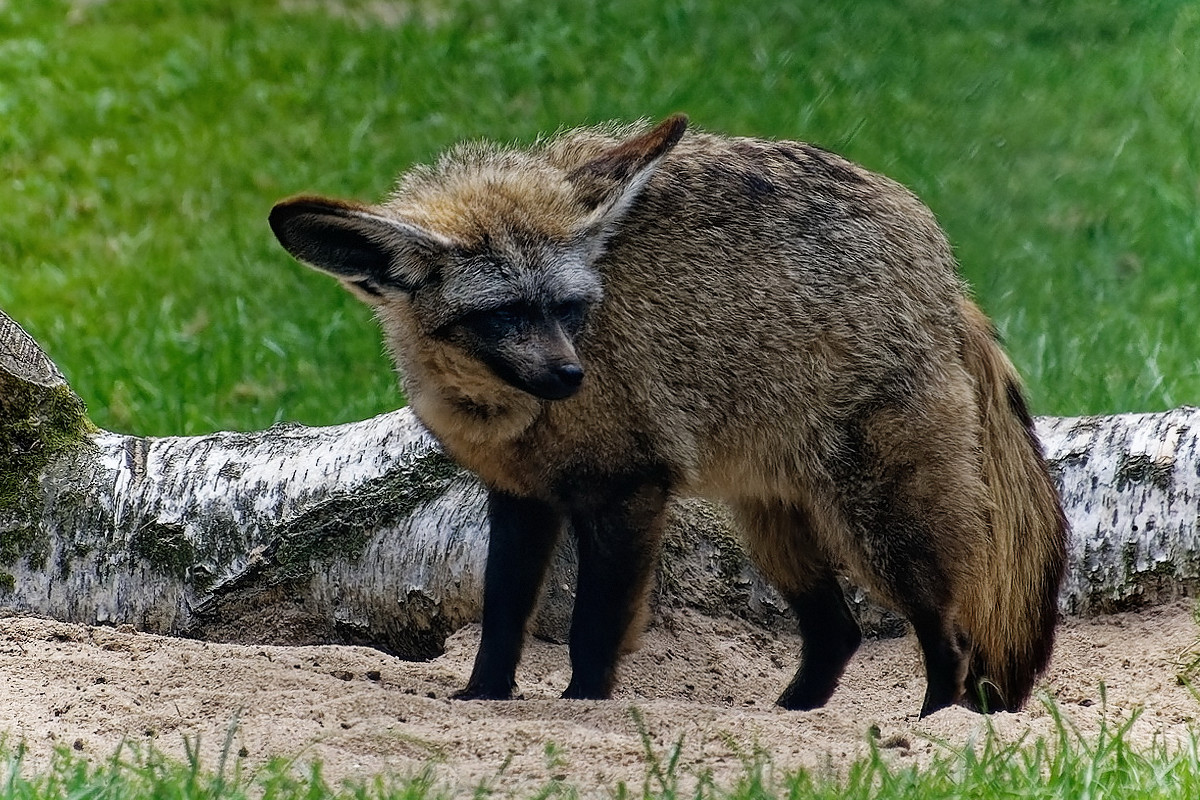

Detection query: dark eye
xmin=554 ymin=300 xmax=587 ymax=331
xmin=459 ymin=303 xmax=528 ymax=335
xmin=488 ymin=305 xmax=524 ymax=326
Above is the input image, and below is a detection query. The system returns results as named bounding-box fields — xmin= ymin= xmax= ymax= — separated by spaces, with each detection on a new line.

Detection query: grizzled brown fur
xmin=270 ymin=115 xmax=1067 ymax=716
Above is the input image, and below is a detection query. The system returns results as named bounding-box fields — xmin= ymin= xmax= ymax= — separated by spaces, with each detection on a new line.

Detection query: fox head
xmin=269 ymin=115 xmax=687 ymax=407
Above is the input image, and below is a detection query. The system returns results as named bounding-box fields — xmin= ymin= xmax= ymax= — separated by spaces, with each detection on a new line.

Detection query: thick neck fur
xmin=378 ymin=309 xmax=547 ymax=492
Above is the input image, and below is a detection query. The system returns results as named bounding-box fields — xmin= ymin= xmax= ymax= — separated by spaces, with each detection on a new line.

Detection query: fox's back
xmin=540 ymin=131 xmax=973 ymax=494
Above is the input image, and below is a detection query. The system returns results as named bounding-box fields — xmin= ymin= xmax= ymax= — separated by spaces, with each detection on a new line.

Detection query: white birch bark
xmin=1038 ymin=409 xmax=1200 ymax=614
xmin=3 ymin=308 xmax=1199 ymax=656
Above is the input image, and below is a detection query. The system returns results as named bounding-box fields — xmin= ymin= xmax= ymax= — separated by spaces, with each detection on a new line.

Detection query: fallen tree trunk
xmin=2 ymin=309 xmax=1198 ymax=658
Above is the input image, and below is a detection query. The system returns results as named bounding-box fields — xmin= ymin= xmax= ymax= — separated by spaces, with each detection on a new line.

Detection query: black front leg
xmin=562 ymin=477 xmax=670 ymax=700
xmin=452 ymin=490 xmax=563 ymax=700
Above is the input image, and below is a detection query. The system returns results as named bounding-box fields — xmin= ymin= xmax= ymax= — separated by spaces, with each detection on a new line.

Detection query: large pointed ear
xmin=568 ymin=114 xmax=688 ymax=236
xmin=268 ymin=195 xmax=451 ymax=300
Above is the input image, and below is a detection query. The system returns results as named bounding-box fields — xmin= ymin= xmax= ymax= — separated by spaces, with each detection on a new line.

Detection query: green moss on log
xmin=0 ymin=525 xmax=45 ymax=572
xmin=0 ymin=374 xmax=94 ymax=510
xmin=272 ymin=450 xmax=463 ymax=581
xmin=0 ymin=374 xmax=94 ymax=573
xmin=129 ymin=522 xmax=196 ymax=580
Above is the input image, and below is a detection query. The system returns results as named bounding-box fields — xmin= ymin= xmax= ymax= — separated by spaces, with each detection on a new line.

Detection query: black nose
xmin=554 ymin=363 xmax=584 ymax=391
xmin=527 ymin=362 xmax=585 ymax=401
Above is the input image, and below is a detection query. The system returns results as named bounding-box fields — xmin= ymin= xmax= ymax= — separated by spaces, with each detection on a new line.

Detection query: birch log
xmin=1 ymin=308 xmax=1198 ymax=658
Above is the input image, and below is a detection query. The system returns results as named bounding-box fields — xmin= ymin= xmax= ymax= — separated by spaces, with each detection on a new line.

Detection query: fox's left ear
xmin=568 ymin=114 xmax=688 ymax=238
xmin=269 ymin=195 xmax=452 ymax=303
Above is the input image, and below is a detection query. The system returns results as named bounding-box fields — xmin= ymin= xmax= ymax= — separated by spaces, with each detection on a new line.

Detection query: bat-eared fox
xmin=269 ymin=115 xmax=1067 ymax=716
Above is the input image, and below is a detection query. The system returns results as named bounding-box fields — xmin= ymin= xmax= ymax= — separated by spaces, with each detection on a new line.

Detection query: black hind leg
xmin=843 ymin=498 xmax=973 ymax=717
xmin=911 ymin=611 xmax=971 ymax=717
xmin=832 ymin=402 xmax=992 ymax=717
xmin=777 ymin=569 xmax=862 ymax=710
xmin=735 ymin=501 xmax=862 ymax=711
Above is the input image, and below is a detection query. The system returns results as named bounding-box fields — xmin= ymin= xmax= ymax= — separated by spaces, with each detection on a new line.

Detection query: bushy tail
xmin=958 ymin=298 xmax=1068 ymax=712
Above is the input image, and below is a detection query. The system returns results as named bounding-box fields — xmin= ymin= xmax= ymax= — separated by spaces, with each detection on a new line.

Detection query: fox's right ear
xmin=269 ymin=196 xmax=450 ymax=301
xmin=568 ymin=114 xmax=688 ymax=238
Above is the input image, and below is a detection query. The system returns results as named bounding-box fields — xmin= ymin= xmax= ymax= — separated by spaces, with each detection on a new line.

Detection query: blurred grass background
xmin=1 ymin=0 xmax=1197 ymax=436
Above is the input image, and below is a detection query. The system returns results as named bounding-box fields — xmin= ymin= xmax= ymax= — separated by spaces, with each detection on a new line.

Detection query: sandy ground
xmin=1 ymin=602 xmax=1197 ymax=795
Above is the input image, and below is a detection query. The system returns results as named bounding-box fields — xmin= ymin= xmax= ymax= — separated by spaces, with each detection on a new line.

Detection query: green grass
xmin=0 ymin=739 xmax=442 ymax=800
xmin=2 ymin=0 xmax=1198 ymax=436
xmin=2 ymin=703 xmax=1199 ymax=799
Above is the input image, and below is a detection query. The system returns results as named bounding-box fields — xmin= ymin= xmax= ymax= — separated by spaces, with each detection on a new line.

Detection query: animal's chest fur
xmin=444 ymin=430 xmax=553 ymax=497
xmin=415 ymin=390 xmax=663 ymax=505
xmin=411 ymin=396 xmax=566 ymax=498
